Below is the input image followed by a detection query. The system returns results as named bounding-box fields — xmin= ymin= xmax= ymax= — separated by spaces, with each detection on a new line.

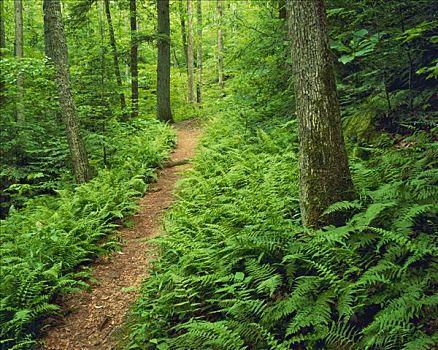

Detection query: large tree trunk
xmin=103 ymin=0 xmax=128 ymax=120
xmin=217 ymin=0 xmax=224 ymax=89
xmin=287 ymin=0 xmax=355 ymax=227
xmin=196 ymin=0 xmax=202 ymax=104
xmin=0 ymin=0 xmax=6 ymax=107
xmin=130 ymin=0 xmax=138 ymax=119
xmin=178 ymin=0 xmax=188 ymax=71
xmin=43 ymin=0 xmax=91 ymax=183
xmin=14 ymin=0 xmax=24 ymax=122
xmin=186 ymin=0 xmax=195 ymax=103
xmin=156 ymin=0 xmax=173 ymax=123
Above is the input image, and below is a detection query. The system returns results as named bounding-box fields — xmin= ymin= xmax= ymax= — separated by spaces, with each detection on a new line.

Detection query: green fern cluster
xmin=127 ymin=114 xmax=437 ymax=349
xmin=0 ymin=120 xmax=175 ymax=350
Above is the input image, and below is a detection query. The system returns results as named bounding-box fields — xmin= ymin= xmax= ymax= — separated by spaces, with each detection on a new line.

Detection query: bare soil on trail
xmin=41 ymin=119 xmax=203 ymax=350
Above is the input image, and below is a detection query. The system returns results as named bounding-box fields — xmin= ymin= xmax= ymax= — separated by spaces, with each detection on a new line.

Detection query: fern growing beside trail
xmin=127 ymin=112 xmax=437 ymax=349
xmin=0 ymin=120 xmax=175 ymax=350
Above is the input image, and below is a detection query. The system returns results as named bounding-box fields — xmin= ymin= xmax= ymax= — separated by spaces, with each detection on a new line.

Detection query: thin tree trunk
xmin=287 ymin=0 xmax=355 ymax=227
xmin=130 ymin=0 xmax=138 ymax=119
xmin=178 ymin=0 xmax=188 ymax=71
xmin=217 ymin=0 xmax=224 ymax=89
xmin=43 ymin=0 xmax=53 ymax=58
xmin=187 ymin=0 xmax=195 ymax=103
xmin=0 ymin=0 xmax=6 ymax=107
xmin=43 ymin=0 xmax=91 ymax=183
xmin=99 ymin=0 xmax=108 ymax=167
xmin=157 ymin=0 xmax=173 ymax=123
xmin=103 ymin=0 xmax=128 ymax=120
xmin=196 ymin=0 xmax=202 ymax=104
xmin=14 ymin=0 xmax=24 ymax=122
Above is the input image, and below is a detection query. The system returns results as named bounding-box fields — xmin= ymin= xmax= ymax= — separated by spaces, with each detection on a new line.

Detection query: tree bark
xmin=186 ymin=0 xmax=195 ymax=103
xmin=130 ymin=0 xmax=138 ymax=119
xmin=43 ymin=0 xmax=91 ymax=183
xmin=0 ymin=0 xmax=6 ymax=107
xmin=287 ymin=0 xmax=355 ymax=227
xmin=196 ymin=0 xmax=202 ymax=104
xmin=157 ymin=0 xmax=173 ymax=123
xmin=178 ymin=0 xmax=188 ymax=71
xmin=217 ymin=0 xmax=224 ymax=89
xmin=103 ymin=0 xmax=128 ymax=120
xmin=14 ymin=0 xmax=24 ymax=122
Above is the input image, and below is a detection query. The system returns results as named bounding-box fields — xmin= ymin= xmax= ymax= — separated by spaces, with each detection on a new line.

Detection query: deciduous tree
xmin=287 ymin=0 xmax=355 ymax=227
xmin=130 ymin=0 xmax=138 ymax=118
xmin=43 ymin=0 xmax=91 ymax=183
xmin=196 ymin=0 xmax=202 ymax=104
xmin=187 ymin=0 xmax=195 ymax=103
xmin=157 ymin=0 xmax=173 ymax=122
xmin=14 ymin=0 xmax=24 ymax=122
xmin=217 ymin=0 xmax=224 ymax=89
xmin=104 ymin=0 xmax=127 ymax=120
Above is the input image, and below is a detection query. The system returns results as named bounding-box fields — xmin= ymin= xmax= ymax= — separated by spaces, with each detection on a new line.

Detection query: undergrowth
xmin=127 ymin=111 xmax=437 ymax=349
xmin=0 ymin=119 xmax=175 ymax=350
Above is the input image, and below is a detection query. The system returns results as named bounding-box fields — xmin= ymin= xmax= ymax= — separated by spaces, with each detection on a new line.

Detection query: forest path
xmin=41 ymin=119 xmax=203 ymax=350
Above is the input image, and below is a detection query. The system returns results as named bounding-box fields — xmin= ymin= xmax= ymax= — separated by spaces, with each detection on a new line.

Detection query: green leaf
xmin=339 ymin=55 xmax=355 ymax=64
xmin=235 ymin=272 xmax=245 ymax=281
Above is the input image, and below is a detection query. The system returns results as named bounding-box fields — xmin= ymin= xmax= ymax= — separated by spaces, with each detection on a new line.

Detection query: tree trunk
xmin=156 ymin=0 xmax=173 ymax=123
xmin=0 ymin=0 xmax=6 ymax=107
xmin=43 ymin=0 xmax=91 ymax=183
xmin=103 ymin=0 xmax=128 ymax=120
xmin=14 ymin=0 xmax=24 ymax=122
xmin=130 ymin=0 xmax=138 ymax=119
xmin=196 ymin=0 xmax=202 ymax=104
xmin=217 ymin=0 xmax=224 ymax=89
xmin=178 ymin=0 xmax=188 ymax=71
xmin=43 ymin=0 xmax=53 ymax=58
xmin=186 ymin=0 xmax=195 ymax=103
xmin=287 ymin=0 xmax=355 ymax=227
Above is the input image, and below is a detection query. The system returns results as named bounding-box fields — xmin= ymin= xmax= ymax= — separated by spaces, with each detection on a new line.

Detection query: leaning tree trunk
xmin=186 ymin=0 xmax=195 ymax=103
xmin=217 ymin=0 xmax=224 ymax=89
xmin=14 ymin=0 xmax=24 ymax=122
xmin=196 ymin=0 xmax=202 ymax=104
xmin=130 ymin=0 xmax=138 ymax=118
xmin=43 ymin=0 xmax=91 ymax=183
xmin=156 ymin=0 xmax=173 ymax=123
xmin=103 ymin=0 xmax=128 ymax=120
xmin=287 ymin=0 xmax=355 ymax=227
xmin=0 ymin=0 xmax=6 ymax=107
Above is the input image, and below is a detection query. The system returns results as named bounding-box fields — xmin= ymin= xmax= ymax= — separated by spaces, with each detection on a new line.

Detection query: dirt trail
xmin=41 ymin=119 xmax=202 ymax=350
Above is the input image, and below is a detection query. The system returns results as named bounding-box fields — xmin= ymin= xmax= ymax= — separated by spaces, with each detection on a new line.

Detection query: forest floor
xmin=40 ymin=119 xmax=203 ymax=350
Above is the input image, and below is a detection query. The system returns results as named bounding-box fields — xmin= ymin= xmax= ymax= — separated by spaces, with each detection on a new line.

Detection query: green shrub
xmin=127 ymin=113 xmax=437 ymax=349
xmin=0 ymin=120 xmax=175 ymax=350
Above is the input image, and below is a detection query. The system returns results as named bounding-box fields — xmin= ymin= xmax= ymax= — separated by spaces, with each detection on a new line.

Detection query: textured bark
xmin=186 ymin=0 xmax=195 ymax=103
xmin=0 ymin=0 xmax=6 ymax=107
xmin=43 ymin=0 xmax=91 ymax=183
xmin=196 ymin=0 xmax=202 ymax=104
xmin=178 ymin=0 xmax=188 ymax=70
xmin=156 ymin=0 xmax=173 ymax=123
xmin=217 ymin=0 xmax=224 ymax=89
xmin=130 ymin=0 xmax=138 ymax=119
xmin=287 ymin=0 xmax=355 ymax=227
xmin=104 ymin=0 xmax=128 ymax=120
xmin=14 ymin=0 xmax=24 ymax=122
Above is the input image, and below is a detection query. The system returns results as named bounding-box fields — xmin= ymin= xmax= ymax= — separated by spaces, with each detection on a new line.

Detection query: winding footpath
xmin=41 ymin=119 xmax=202 ymax=350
